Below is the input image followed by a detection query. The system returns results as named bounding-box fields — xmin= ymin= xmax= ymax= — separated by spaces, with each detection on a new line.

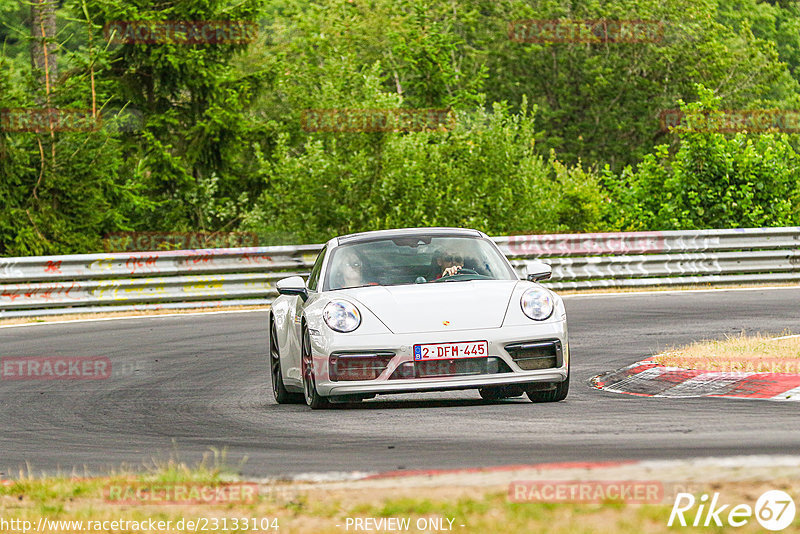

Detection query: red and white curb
xmin=592 ymin=358 xmax=800 ymax=401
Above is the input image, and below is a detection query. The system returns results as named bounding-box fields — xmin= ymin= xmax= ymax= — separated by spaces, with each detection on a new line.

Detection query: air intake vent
xmin=329 ymin=351 xmax=395 ymax=381
xmin=504 ymin=340 xmax=562 ymax=370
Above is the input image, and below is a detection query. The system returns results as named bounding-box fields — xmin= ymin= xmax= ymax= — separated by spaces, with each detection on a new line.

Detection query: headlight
xmin=323 ymin=300 xmax=362 ymax=332
xmin=520 ymin=288 xmax=554 ymax=321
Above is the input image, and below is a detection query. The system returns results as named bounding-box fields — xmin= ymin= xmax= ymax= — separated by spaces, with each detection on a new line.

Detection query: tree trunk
xmin=30 ymin=0 xmax=59 ymax=189
xmin=31 ymin=0 xmax=58 ymax=97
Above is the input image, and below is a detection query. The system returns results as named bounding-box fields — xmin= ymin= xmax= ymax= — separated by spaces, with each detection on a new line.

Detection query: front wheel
xmin=525 ymin=374 xmax=569 ymax=403
xmin=302 ymin=326 xmax=330 ymax=410
xmin=270 ymin=320 xmax=304 ymax=404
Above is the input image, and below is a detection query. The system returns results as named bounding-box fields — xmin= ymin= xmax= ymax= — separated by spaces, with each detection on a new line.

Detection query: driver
xmin=431 ymin=250 xmax=464 ymax=279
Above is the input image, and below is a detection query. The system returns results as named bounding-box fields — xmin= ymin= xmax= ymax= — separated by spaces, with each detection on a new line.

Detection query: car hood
xmin=338 ymin=280 xmax=520 ymax=334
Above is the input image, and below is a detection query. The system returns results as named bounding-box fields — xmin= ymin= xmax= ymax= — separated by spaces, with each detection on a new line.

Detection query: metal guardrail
xmin=1 ymin=227 xmax=799 ymax=318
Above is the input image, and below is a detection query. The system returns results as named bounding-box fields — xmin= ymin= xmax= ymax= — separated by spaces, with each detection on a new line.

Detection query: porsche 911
xmin=267 ymin=227 xmax=569 ymax=409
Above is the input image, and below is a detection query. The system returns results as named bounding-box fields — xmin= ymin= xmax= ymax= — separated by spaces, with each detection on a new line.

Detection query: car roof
xmin=336 ymin=227 xmax=484 ymax=246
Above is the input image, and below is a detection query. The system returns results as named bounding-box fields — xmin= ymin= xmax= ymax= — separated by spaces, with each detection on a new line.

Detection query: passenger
xmin=332 ymin=249 xmax=365 ymax=289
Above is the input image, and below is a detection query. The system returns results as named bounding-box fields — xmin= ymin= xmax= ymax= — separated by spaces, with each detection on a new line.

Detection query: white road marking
xmin=0 ymin=309 xmax=266 ymax=329
xmin=772 ymin=386 xmax=800 ymax=401
xmin=562 ymin=285 xmax=800 ymax=299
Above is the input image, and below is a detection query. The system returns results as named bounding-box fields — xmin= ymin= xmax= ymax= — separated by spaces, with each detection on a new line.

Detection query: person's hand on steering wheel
xmin=442 ymin=265 xmax=462 ymax=277
xmin=440 ymin=266 xmax=478 ymax=278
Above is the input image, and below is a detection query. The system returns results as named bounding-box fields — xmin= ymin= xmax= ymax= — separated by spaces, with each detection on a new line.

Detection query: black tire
xmin=525 ymin=374 xmax=569 ymax=403
xmin=270 ymin=320 xmax=304 ymax=404
xmin=302 ymin=325 xmax=330 ymax=410
xmin=479 ymin=386 xmax=524 ymax=400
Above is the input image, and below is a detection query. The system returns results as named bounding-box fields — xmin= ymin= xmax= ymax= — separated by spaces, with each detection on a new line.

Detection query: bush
xmin=243 ymin=99 xmax=605 ymax=243
xmin=603 ymin=86 xmax=800 ymax=231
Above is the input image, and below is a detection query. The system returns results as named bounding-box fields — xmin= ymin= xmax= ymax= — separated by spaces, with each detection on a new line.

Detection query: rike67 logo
xmin=669 ymin=490 xmax=796 ymax=531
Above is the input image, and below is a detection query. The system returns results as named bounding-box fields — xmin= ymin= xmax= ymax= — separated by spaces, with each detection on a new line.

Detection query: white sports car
xmin=268 ymin=227 xmax=569 ymax=409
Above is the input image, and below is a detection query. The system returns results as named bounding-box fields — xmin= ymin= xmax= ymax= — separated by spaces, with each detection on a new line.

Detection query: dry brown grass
xmin=653 ymin=333 xmax=800 ymax=373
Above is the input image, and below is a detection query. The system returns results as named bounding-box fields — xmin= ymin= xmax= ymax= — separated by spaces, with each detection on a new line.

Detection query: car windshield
xmin=324 ymin=235 xmax=517 ymax=290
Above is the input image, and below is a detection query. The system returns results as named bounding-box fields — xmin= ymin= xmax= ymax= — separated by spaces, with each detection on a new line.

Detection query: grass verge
xmin=2 ymin=462 xmax=799 ymax=533
xmin=652 ymin=333 xmax=800 ymax=373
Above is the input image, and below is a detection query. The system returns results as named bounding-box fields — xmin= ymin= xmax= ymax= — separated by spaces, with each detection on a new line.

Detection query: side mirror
xmin=525 ymin=261 xmax=552 ymax=282
xmin=276 ymin=276 xmax=309 ymax=301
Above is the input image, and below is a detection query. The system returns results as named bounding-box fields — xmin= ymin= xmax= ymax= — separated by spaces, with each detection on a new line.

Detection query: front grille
xmin=329 ymin=351 xmax=395 ymax=381
xmin=504 ymin=340 xmax=563 ymax=370
xmin=389 ymin=356 xmax=512 ymax=379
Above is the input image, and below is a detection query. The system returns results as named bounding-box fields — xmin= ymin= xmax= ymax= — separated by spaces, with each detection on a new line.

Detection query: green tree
xmin=0 ymin=49 xmax=143 ymax=255
xmin=468 ymin=0 xmax=800 ymax=170
xmin=244 ymin=99 xmax=604 ymax=243
xmin=604 ymin=86 xmax=800 ymax=231
xmin=77 ymin=0 xmax=269 ymax=232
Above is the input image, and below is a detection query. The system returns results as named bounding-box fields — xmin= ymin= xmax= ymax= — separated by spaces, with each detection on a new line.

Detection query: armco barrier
xmin=1 ymin=227 xmax=799 ymax=318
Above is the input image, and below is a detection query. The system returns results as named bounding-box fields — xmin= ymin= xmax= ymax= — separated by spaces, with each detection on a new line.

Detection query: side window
xmin=306 ymin=246 xmax=327 ymax=291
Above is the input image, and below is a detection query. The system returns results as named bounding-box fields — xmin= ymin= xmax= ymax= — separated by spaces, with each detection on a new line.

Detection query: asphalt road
xmin=2 ymin=287 xmax=800 ymax=479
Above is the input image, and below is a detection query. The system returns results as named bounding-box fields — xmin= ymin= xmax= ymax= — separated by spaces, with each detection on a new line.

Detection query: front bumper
xmin=310 ymin=322 xmax=568 ymax=397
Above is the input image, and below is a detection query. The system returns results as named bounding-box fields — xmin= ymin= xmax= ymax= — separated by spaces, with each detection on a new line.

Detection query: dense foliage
xmin=1 ymin=0 xmax=800 ymax=254
xmin=604 ymin=87 xmax=800 ymax=230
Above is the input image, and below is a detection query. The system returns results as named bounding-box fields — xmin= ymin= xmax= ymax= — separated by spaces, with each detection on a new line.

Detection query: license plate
xmin=413 ymin=340 xmax=488 ymax=361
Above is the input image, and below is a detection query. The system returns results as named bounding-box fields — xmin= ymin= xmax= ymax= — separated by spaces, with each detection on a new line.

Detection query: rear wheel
xmin=478 ymin=386 xmax=524 ymax=400
xmin=525 ymin=374 xmax=569 ymax=403
xmin=270 ymin=320 xmax=303 ymax=404
xmin=302 ymin=326 xmax=330 ymax=410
